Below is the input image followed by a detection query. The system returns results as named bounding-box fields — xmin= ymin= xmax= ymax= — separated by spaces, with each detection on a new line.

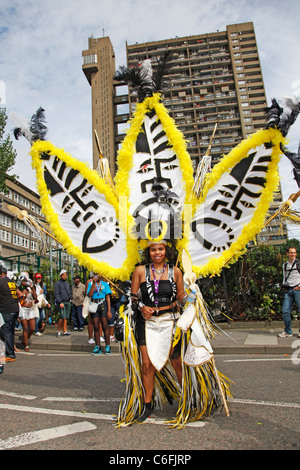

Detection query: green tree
xmin=0 ymin=107 xmax=17 ymax=194
xmin=281 ymin=238 xmax=300 ymax=254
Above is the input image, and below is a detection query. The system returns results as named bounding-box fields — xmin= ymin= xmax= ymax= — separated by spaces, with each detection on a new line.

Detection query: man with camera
xmin=279 ymin=247 xmax=300 ymax=338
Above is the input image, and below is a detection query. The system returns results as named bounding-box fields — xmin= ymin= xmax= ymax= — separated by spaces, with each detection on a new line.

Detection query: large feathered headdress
xmin=9 ymin=56 xmax=300 ymax=280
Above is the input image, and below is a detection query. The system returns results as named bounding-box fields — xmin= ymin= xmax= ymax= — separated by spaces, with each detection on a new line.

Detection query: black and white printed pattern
xmin=188 ymin=142 xmax=274 ymax=265
xmin=40 ymin=150 xmax=127 ymax=268
xmin=128 ymin=111 xmax=184 ymax=240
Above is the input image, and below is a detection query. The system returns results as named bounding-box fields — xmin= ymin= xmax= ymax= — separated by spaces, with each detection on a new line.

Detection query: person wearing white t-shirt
xmin=279 ymin=247 xmax=300 ymax=338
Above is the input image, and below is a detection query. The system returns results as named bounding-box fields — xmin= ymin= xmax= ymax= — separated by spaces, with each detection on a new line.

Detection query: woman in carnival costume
xmin=18 ymin=273 xmax=38 ymax=352
xmin=11 ymin=52 xmax=300 ymax=427
xmin=117 ymin=237 xmax=232 ymax=427
xmin=131 ymin=239 xmax=185 ymax=422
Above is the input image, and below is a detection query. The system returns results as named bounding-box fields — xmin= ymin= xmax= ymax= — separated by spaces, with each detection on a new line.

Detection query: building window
xmin=0 ymin=229 xmax=11 ymax=243
xmin=14 ymin=220 xmax=29 ymax=235
xmin=83 ymin=54 xmax=97 ymax=65
xmin=0 ymin=189 xmax=12 ymax=199
xmin=13 ymin=234 xmax=29 ymax=248
xmin=0 ymin=214 xmax=12 ymax=228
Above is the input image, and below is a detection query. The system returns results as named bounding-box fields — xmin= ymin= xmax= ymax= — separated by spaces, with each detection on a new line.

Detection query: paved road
xmin=0 ymin=348 xmax=299 ymax=453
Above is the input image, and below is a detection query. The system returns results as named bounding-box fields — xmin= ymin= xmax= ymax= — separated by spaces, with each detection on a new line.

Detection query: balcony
xmin=114 ymin=113 xmax=130 ymax=124
xmin=114 ymin=95 xmax=129 ymax=105
xmin=82 ymin=54 xmax=98 ymax=85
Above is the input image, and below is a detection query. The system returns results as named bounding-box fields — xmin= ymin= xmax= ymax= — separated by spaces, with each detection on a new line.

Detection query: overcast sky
xmin=1 ymin=0 xmax=300 ymax=236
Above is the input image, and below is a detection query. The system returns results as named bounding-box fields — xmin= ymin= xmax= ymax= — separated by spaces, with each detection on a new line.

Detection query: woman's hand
xmin=141 ymin=306 xmax=154 ymax=320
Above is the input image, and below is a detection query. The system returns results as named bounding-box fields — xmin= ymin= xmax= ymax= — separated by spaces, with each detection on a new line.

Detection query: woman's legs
xmin=21 ymin=318 xmax=35 ymax=349
xmin=92 ymin=316 xmax=100 ymax=346
xmin=28 ymin=318 xmax=35 ymax=341
xmin=88 ymin=315 xmax=94 ymax=340
xmin=138 ymin=344 xmax=182 ymax=403
xmin=139 ymin=345 xmax=156 ymax=403
xmin=100 ymin=316 xmax=110 ymax=346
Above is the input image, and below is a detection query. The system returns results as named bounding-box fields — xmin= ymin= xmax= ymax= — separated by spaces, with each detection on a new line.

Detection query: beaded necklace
xmin=151 ymin=263 xmax=166 ymax=313
xmin=94 ymin=281 xmax=103 ymax=295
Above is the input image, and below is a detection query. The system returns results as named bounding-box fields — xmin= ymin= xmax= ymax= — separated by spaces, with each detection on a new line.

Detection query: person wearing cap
xmin=33 ymin=273 xmax=50 ymax=336
xmin=0 ymin=266 xmax=23 ymax=362
xmin=18 ymin=273 xmax=38 ymax=351
xmin=54 ymin=269 xmax=72 ymax=337
xmin=72 ymin=275 xmax=85 ymax=331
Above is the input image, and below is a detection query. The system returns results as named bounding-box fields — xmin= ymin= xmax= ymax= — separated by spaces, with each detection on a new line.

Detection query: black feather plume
xmin=152 ymin=51 xmax=173 ymax=92
xmin=114 ymin=53 xmax=173 ymax=102
xmin=266 ymin=97 xmax=300 ymax=137
xmin=266 ymin=98 xmax=282 ymax=130
xmin=11 ymin=107 xmax=47 ymax=143
xmin=114 ymin=66 xmax=143 ymax=89
xmin=30 ymin=107 xmax=47 ymax=141
xmin=13 ymin=127 xmax=25 ymax=140
xmin=114 ymin=64 xmax=150 ymax=102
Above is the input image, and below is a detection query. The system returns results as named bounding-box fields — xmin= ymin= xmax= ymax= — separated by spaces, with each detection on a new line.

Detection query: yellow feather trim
xmin=30 ymin=140 xmax=139 ymax=281
xmin=191 ymin=128 xmax=286 ymax=277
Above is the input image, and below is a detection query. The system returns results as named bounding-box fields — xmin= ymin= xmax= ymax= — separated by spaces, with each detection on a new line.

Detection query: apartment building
xmin=126 ymin=22 xmax=268 ymax=168
xmin=82 ymin=22 xmax=287 ymax=245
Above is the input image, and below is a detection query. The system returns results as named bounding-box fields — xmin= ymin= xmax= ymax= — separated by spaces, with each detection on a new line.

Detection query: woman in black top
xmin=0 ymin=266 xmax=23 ymax=361
xmin=131 ymin=241 xmax=185 ymax=421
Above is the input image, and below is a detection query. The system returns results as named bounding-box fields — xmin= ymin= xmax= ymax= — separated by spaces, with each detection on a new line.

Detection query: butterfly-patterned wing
xmin=187 ymin=128 xmax=285 ymax=277
xmin=30 ymin=140 xmax=138 ymax=280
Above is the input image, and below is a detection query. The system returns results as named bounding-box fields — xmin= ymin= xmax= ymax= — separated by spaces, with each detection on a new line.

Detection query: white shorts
xmin=19 ymin=306 xmax=39 ymax=321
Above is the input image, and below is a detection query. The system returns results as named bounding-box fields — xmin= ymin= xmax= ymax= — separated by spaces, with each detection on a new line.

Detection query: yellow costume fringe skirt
xmin=115 ymin=291 xmax=232 ymax=429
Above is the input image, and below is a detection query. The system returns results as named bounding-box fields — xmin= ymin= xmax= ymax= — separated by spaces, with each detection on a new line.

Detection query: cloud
xmin=0 ymin=80 xmax=5 ymax=105
xmin=1 ymin=0 xmax=300 ymax=208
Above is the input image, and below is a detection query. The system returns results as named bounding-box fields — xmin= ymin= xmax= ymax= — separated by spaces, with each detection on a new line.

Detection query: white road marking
xmin=229 ymin=398 xmax=300 ymax=408
xmin=224 ymin=358 xmax=293 ymax=362
xmin=0 ymin=390 xmax=37 ymax=400
xmin=143 ymin=417 xmax=206 ymax=428
xmin=43 ymin=396 xmax=120 ymax=402
xmin=17 ymin=351 xmax=36 ymax=356
xmin=0 ymin=421 xmax=96 ymax=449
xmin=0 ymin=403 xmax=205 ymax=428
xmin=37 ymin=353 xmax=89 ymax=357
xmin=0 ymin=403 xmax=113 ymax=421
xmin=35 ymin=353 xmax=119 ymax=357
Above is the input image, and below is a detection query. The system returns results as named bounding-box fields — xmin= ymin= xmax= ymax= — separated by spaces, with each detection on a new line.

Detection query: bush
xmin=204 ymin=245 xmax=285 ymax=322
